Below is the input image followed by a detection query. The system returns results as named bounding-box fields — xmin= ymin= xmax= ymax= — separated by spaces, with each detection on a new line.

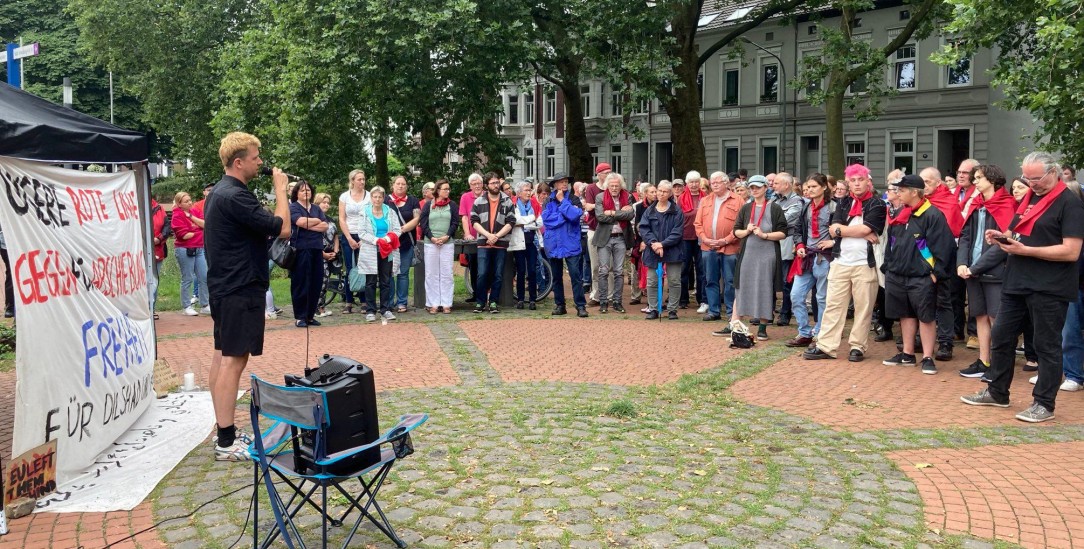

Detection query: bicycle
xmin=319 ymin=255 xmax=346 ymax=309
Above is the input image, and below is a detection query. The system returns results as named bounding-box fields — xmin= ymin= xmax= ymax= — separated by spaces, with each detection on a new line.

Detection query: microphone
xmin=259 ymin=166 xmax=304 ymax=181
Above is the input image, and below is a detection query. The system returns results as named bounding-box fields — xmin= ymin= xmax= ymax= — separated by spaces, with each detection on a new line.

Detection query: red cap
xmin=594 ymin=162 xmax=612 ymax=175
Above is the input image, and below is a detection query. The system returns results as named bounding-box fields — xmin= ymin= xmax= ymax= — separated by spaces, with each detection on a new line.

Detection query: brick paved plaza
xmin=3 ymin=309 xmax=1084 ymax=549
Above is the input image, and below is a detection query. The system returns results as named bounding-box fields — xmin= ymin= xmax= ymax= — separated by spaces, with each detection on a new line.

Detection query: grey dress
xmin=735 ymin=202 xmax=783 ymax=319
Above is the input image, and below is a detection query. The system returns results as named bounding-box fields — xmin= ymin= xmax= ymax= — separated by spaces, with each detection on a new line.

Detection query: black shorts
xmin=885 ymin=272 xmax=937 ymax=323
xmin=211 ymin=293 xmax=266 ymax=357
xmin=966 ymin=279 xmax=1002 ymax=318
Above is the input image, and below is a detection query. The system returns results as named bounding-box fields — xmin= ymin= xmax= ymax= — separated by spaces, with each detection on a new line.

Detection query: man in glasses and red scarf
xmin=804 ymin=164 xmax=887 ymax=363
xmin=962 ymin=152 xmax=1084 ymax=422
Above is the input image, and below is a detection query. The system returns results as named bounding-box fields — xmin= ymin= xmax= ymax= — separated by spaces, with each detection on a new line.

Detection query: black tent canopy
xmin=0 ymin=81 xmax=147 ymax=163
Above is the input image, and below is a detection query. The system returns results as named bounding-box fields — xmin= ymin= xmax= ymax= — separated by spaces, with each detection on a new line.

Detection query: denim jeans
xmin=513 ymin=235 xmax=538 ymax=302
xmin=702 ymin=251 xmax=738 ymax=316
xmin=551 ymin=254 xmax=586 ymax=308
xmin=395 ymin=239 xmax=414 ymax=308
xmin=148 ymin=259 xmax=163 ymax=311
xmin=475 ymin=247 xmax=507 ymax=306
xmin=339 ymin=233 xmax=363 ymax=304
xmin=175 ymin=247 xmax=208 ymax=308
xmin=790 ymin=256 xmax=830 ymax=338
xmin=1062 ymin=289 xmax=1084 ymax=383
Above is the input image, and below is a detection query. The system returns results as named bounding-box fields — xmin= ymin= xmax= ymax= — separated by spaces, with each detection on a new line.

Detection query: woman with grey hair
xmin=639 ymin=181 xmax=686 ymax=319
xmin=510 ymin=180 xmax=543 ymax=308
xmin=356 ymin=185 xmax=401 ymax=322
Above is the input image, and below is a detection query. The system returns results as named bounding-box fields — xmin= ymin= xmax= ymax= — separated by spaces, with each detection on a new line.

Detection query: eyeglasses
xmin=1020 ymin=170 xmax=1053 ymax=184
xmin=886 ymin=186 xmax=900 ymax=193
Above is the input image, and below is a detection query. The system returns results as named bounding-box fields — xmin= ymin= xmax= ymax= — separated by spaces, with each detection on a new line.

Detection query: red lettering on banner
xmin=14 ymin=249 xmax=79 ymax=304
xmin=90 ymin=252 xmax=147 ymax=298
xmin=66 ymin=187 xmax=110 ymax=226
xmin=112 ymin=190 xmax=139 ymax=221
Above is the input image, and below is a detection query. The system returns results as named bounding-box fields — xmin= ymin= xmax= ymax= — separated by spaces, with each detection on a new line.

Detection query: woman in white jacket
xmin=510 ymin=180 xmax=544 ymax=309
xmin=356 ymin=186 xmax=401 ymax=322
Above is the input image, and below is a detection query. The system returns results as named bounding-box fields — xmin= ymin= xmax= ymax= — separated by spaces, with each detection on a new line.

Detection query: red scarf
xmin=602 ymin=190 xmax=631 ymax=230
xmin=1013 ymin=181 xmax=1067 ymax=236
xmin=969 ymin=187 xmax=1016 ymax=232
xmin=847 ymin=190 xmax=873 ymax=217
xmin=926 ymin=185 xmax=965 ymax=238
xmin=887 ymin=205 xmax=913 ymax=226
xmin=392 ymin=193 xmax=408 ymax=207
xmin=809 ymin=199 xmax=825 ymax=238
xmin=677 ymin=187 xmax=697 ymax=213
xmin=751 ymin=200 xmax=768 ymax=228
xmin=433 ymin=197 xmax=451 ymax=207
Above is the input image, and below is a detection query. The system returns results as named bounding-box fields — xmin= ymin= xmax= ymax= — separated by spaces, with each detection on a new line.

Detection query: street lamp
xmin=740 ymin=37 xmax=786 ymax=172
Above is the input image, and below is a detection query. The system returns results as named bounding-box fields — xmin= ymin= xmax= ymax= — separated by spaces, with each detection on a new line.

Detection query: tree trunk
xmin=824 ymin=89 xmax=845 ymax=178
xmin=666 ymin=48 xmax=707 ymax=178
xmin=560 ymin=83 xmax=593 ymax=183
xmin=374 ymin=130 xmax=390 ymax=188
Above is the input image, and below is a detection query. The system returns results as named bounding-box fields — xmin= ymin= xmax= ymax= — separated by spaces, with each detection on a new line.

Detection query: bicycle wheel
xmin=536 ymin=250 xmax=553 ymax=300
xmin=319 ymin=261 xmax=343 ymax=308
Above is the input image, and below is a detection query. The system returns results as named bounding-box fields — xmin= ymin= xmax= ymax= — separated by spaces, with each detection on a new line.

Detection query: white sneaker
xmin=200 ymin=305 xmax=211 ymax=314
xmin=190 ymin=296 xmax=198 ymax=305
xmin=1029 ymin=375 xmax=1038 ymax=385
xmin=382 ymin=310 xmax=396 ymax=321
xmin=1060 ymin=379 xmax=1083 ymax=392
xmin=316 ymin=309 xmax=333 ymax=318
xmin=183 ymin=307 xmax=199 ymax=316
xmin=264 ymin=311 xmax=278 ymax=320
xmin=365 ymin=313 xmax=376 ymax=322
xmin=697 ymin=303 xmax=709 ymax=314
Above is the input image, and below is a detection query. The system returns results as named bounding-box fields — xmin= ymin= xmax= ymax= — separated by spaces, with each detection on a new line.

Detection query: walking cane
xmin=656 ymin=262 xmax=664 ymax=322
xmin=0 ymin=455 xmax=8 ymax=536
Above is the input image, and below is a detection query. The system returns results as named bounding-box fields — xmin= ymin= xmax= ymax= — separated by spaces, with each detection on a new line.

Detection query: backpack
xmin=729 ymin=320 xmax=756 ymax=349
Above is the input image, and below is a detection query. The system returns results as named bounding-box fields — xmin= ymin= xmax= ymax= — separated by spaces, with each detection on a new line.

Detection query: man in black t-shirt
xmin=203 ymin=132 xmax=291 ymax=460
xmin=962 ymin=152 xmax=1084 ymax=423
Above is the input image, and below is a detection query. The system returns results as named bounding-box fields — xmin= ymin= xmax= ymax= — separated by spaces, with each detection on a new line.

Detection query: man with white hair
xmin=677 ymin=170 xmax=705 ymax=310
xmin=962 ymin=151 xmax=1084 ymax=422
xmin=459 ymin=173 xmax=485 ymax=300
xmin=771 ymin=172 xmax=804 ymax=325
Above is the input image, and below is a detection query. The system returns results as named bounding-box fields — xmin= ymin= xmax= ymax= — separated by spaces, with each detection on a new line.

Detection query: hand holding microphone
xmin=259 ymin=166 xmax=293 ymax=196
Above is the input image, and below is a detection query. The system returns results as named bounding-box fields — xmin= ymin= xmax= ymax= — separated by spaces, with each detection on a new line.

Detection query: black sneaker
xmin=882 ymin=352 xmax=916 ymax=366
xmin=1022 ymin=361 xmax=1039 ymax=372
xmin=712 ymin=326 xmax=732 ymax=336
xmin=848 ymin=349 xmax=864 ymax=362
xmin=804 ymin=347 xmax=834 ymax=360
xmin=599 ymin=304 xmax=608 ymax=314
xmin=552 ymin=305 xmax=567 ymax=315
xmin=645 ymin=311 xmax=660 ymax=320
xmin=612 ymin=303 xmax=625 ymax=313
xmin=959 ymin=359 xmax=988 ymax=378
xmin=577 ymin=306 xmax=589 ymax=318
xmin=489 ymin=303 xmax=500 ymax=314
xmin=921 ymin=357 xmax=938 ymax=375
xmin=528 ymin=302 xmax=537 ymax=311
xmin=935 ymin=342 xmax=953 ymax=361
xmin=667 ymin=311 xmax=678 ymax=320
xmin=514 ymin=301 xmax=525 ymax=310
xmin=473 ymin=304 xmax=485 ymax=313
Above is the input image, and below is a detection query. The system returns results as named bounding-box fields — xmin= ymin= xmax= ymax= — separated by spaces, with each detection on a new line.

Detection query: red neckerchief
xmin=677 ymin=187 xmax=696 ymax=213
xmin=887 ymin=205 xmax=913 ymax=226
xmin=392 ymin=193 xmax=408 ymax=207
xmin=602 ymin=190 xmax=630 ymax=230
xmin=848 ymin=190 xmax=872 ymax=217
xmin=751 ymin=200 xmax=769 ymax=228
xmin=433 ymin=197 xmax=451 ymax=207
xmin=1013 ymin=181 xmax=1068 ymax=237
xmin=810 ymin=198 xmax=825 ymax=237
xmin=969 ymin=187 xmax=1016 ymax=232
xmin=927 ymin=184 xmax=965 ymax=237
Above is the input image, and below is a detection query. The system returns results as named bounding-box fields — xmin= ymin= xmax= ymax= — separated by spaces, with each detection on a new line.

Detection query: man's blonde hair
xmin=219 ymin=132 xmax=262 ymax=168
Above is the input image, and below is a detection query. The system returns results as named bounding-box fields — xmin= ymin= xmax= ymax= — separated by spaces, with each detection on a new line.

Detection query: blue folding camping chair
xmin=248 ymin=374 xmax=427 ymax=549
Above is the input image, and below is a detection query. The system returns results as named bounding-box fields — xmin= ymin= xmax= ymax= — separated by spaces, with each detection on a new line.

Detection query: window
xmin=524 ymin=92 xmax=534 ymax=125
xmin=610 ymin=85 xmax=622 ymax=117
xmin=894 ymin=44 xmax=916 ymax=90
xmin=850 ymin=17 xmax=863 ymax=29
xmin=946 ymin=40 xmax=972 ymax=86
xmin=761 ymin=143 xmax=778 ymax=175
xmin=802 ymin=51 xmax=822 ymax=96
xmin=610 ymin=145 xmax=623 ymax=175
xmin=722 ymin=139 xmax=740 ymax=174
xmin=900 ymin=10 xmax=911 ymax=20
xmin=761 ymin=63 xmax=779 ymax=103
xmin=545 ymin=91 xmax=557 ymax=123
xmin=722 ymin=67 xmax=739 ymax=106
xmin=545 ymin=147 xmax=556 ymax=178
xmin=765 ymin=32 xmax=774 ymax=42
xmin=808 ymin=24 xmax=817 ymax=36
xmin=845 ymin=140 xmax=866 ymax=166
xmin=590 ymin=146 xmax=600 ymax=169
xmin=522 ymin=146 xmax=535 ymax=179
xmin=508 ymin=93 xmax=519 ymax=125
xmin=848 ymin=72 xmax=868 ymax=95
xmin=697 ymin=72 xmax=705 ymax=106
xmin=891 ymin=137 xmax=915 ymax=175
xmin=581 ymin=85 xmax=592 ymax=118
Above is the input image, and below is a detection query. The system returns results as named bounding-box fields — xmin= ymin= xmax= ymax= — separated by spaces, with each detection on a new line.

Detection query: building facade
xmin=498 ymin=3 xmax=1036 ymax=185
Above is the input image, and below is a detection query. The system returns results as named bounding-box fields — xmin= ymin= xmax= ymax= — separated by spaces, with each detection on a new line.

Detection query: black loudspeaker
xmin=284 ymin=354 xmax=380 ymax=475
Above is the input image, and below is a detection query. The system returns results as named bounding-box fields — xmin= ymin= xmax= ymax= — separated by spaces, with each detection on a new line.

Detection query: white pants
xmin=424 ymin=242 xmax=455 ymax=308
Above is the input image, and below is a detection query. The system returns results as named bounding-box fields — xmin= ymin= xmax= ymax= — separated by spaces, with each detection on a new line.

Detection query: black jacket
xmin=830 ymin=195 xmax=887 ymax=268
xmin=957 ymin=207 xmax=1006 ymax=282
xmin=883 ymin=200 xmax=956 ymax=280
xmin=418 ymin=201 xmax=461 ymax=241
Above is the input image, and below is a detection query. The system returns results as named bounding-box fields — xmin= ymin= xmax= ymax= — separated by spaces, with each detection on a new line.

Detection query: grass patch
xmin=603 ymin=399 xmax=637 ymax=419
xmin=671 ymin=343 xmax=794 ymax=397
xmin=0 ymin=351 xmax=13 ymax=373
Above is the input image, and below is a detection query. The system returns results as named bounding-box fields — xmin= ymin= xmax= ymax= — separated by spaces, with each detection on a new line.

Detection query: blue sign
xmin=5 ymin=43 xmax=19 ymax=88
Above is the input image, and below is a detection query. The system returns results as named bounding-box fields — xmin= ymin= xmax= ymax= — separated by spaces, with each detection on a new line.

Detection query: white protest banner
xmin=0 ymin=156 xmax=155 ymax=484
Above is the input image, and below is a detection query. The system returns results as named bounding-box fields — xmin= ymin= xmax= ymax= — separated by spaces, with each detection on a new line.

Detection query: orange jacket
xmin=694 ymin=192 xmax=742 ymax=254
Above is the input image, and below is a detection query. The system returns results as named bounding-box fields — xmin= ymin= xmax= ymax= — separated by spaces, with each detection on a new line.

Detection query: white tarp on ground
xmin=33 ymin=391 xmax=215 ymax=513
xmin=0 ymin=156 xmax=156 ymax=482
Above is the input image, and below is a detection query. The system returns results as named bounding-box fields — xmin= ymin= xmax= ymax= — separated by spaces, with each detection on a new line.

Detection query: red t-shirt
xmin=583 ymin=183 xmax=606 ymax=230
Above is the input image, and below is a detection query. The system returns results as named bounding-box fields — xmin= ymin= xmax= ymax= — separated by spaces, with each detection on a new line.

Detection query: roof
xmin=0 ymin=82 xmax=147 ymax=163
